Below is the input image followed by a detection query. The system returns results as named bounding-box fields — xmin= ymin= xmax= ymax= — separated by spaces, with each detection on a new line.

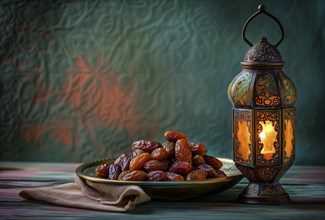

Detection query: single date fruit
xmin=214 ymin=169 xmax=227 ymax=178
xmin=189 ymin=143 xmax=207 ymax=156
xmin=132 ymin=149 xmax=145 ymax=158
xmin=95 ymin=163 xmax=110 ymax=178
xmin=108 ymin=164 xmax=121 ymax=180
xmin=132 ymin=140 xmax=162 ymax=153
xmin=169 ymin=161 xmax=192 ymax=176
xmin=143 ymin=160 xmax=169 ymax=172
xmin=129 ymin=153 xmax=151 ymax=171
xmin=162 ymin=141 xmax=175 ymax=158
xmin=151 ymin=148 xmax=169 ymax=160
xmin=198 ymin=164 xmax=218 ymax=178
xmin=164 ymin=131 xmax=188 ymax=142
xmin=186 ymin=169 xmax=208 ymax=181
xmin=192 ymin=155 xmax=205 ymax=167
xmin=175 ymin=139 xmax=192 ymax=163
xmin=147 ymin=171 xmax=168 ymax=181
xmin=114 ymin=154 xmax=130 ymax=171
xmin=166 ymin=172 xmax=184 ymax=181
xmin=120 ymin=170 xmax=147 ymax=181
xmin=118 ymin=170 xmax=131 ymax=180
xmin=203 ymin=155 xmax=223 ymax=170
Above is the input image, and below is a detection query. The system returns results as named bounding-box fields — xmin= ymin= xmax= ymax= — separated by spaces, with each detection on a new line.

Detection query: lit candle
xmin=259 ymin=120 xmax=276 ymax=160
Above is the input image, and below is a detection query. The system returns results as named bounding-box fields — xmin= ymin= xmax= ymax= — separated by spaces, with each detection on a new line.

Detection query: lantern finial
xmin=258 ymin=4 xmax=266 ymax=11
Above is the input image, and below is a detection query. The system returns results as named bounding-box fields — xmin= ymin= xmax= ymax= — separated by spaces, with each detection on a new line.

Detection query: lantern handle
xmin=242 ymin=4 xmax=284 ymax=47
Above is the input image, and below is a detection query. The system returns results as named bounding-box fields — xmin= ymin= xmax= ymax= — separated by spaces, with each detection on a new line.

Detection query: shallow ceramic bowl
xmin=76 ymin=158 xmax=243 ymax=200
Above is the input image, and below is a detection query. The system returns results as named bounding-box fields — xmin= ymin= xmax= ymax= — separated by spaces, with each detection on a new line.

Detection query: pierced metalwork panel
xmin=255 ymin=110 xmax=281 ymax=166
xmin=244 ymin=41 xmax=283 ymax=63
xmin=233 ymin=109 xmax=253 ymax=165
xmin=236 ymin=164 xmax=258 ymax=182
xmin=256 ymin=166 xmax=280 ymax=182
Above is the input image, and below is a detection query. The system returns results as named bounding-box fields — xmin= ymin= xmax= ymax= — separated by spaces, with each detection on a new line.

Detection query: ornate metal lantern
xmin=228 ymin=5 xmax=297 ymax=204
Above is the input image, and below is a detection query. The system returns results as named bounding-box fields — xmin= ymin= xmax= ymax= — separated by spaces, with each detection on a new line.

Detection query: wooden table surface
xmin=0 ymin=161 xmax=324 ymax=219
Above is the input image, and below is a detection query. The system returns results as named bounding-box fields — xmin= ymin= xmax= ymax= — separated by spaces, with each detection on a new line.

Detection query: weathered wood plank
xmin=0 ymin=161 xmax=324 ymax=219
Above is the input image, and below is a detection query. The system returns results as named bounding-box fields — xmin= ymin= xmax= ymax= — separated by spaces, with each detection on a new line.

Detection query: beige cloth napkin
xmin=19 ymin=175 xmax=151 ymax=212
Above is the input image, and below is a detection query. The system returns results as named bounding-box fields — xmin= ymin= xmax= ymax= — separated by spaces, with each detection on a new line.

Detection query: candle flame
xmin=259 ymin=121 xmax=277 ymax=158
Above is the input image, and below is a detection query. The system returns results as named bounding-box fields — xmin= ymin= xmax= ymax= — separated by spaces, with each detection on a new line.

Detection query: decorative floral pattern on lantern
xmin=244 ymin=37 xmax=283 ymax=63
xmin=280 ymin=72 xmax=297 ymax=106
xmin=228 ymin=72 xmax=252 ymax=108
xmin=255 ymin=72 xmax=281 ymax=107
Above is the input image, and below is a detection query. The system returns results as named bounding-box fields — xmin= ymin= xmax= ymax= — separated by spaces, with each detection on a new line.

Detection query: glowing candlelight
xmin=259 ymin=121 xmax=276 ymax=160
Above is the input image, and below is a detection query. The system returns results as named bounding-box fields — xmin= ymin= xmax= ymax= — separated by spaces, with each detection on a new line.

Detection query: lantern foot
xmin=237 ymin=182 xmax=292 ymax=204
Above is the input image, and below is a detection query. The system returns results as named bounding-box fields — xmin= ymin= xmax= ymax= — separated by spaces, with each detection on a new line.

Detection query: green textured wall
xmin=1 ymin=0 xmax=324 ymax=165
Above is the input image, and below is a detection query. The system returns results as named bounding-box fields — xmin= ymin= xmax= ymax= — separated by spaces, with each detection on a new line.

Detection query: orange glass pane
xmin=237 ymin=120 xmax=251 ymax=161
xmin=284 ymin=119 xmax=294 ymax=159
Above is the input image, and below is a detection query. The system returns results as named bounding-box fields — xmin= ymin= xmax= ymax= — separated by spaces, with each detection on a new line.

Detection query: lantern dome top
xmin=244 ymin=37 xmax=283 ymax=63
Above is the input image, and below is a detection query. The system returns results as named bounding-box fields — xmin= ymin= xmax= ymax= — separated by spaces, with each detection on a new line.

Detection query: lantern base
xmin=237 ymin=182 xmax=292 ymax=204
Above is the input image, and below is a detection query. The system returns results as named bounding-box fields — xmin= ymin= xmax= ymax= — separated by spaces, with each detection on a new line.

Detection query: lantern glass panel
xmin=255 ymin=110 xmax=281 ymax=166
xmin=233 ymin=109 xmax=253 ymax=165
xmin=259 ymin=120 xmax=277 ymax=160
xmin=284 ymin=119 xmax=293 ymax=158
xmin=283 ymin=108 xmax=295 ymax=163
xmin=237 ymin=119 xmax=251 ymax=161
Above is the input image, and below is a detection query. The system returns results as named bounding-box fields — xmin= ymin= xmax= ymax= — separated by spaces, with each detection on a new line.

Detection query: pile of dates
xmin=95 ymin=131 xmax=226 ymax=181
